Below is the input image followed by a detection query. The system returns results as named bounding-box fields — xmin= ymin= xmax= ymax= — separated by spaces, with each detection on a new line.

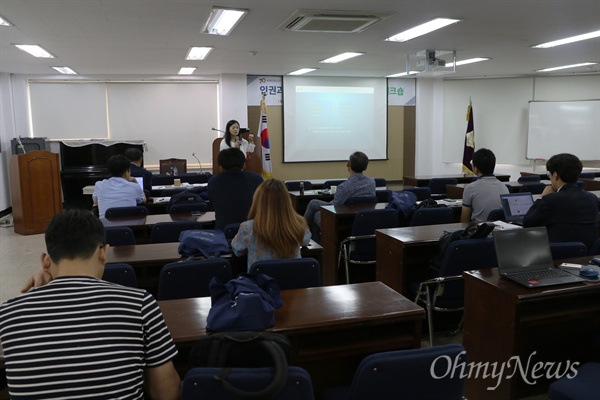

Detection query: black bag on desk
xmin=433 ymin=222 xmax=496 ymax=268
xmin=188 ymin=331 xmax=291 ymax=400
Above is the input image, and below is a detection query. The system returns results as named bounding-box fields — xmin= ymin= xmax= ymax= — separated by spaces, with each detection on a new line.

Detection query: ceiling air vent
xmin=278 ymin=10 xmax=392 ymax=33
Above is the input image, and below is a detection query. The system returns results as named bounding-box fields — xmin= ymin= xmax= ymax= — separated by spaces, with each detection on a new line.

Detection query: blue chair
xmin=152 ymin=174 xmax=174 ymax=185
xmin=285 ymin=181 xmax=313 ymax=191
xmin=323 ymin=179 xmax=345 ymax=189
xmin=339 ymin=209 xmax=398 ymax=284
xmin=519 ymin=182 xmax=546 ymax=194
xmin=374 ymin=178 xmax=387 ymax=187
xmin=548 ymin=362 xmax=600 ymax=400
xmin=157 ymin=259 xmax=232 ymax=300
xmin=161 ymin=188 xmax=187 ymax=196
xmin=104 ymin=226 xmax=136 ymax=246
xmin=591 ymin=238 xmax=600 ymax=255
xmin=428 ymin=178 xmax=458 ymax=197
xmin=576 ymin=180 xmax=585 ymax=189
xmin=487 ymin=208 xmax=505 ymax=221
xmin=249 ymin=258 xmax=321 ymax=290
xmin=375 ymin=189 xmax=392 ymax=203
xmin=344 ymin=195 xmax=378 ymax=206
xmin=579 ymin=172 xmax=595 ymax=179
xmin=102 ymin=263 xmax=138 ymax=288
xmin=223 ymin=223 xmax=241 ymax=240
xmin=168 ymin=200 xmax=209 ymax=214
xmin=321 ymin=345 xmax=467 ymax=400
xmin=414 ymin=238 xmax=497 ymax=345
xmin=105 ymin=206 xmax=148 ymax=218
xmin=517 ymin=175 xmax=541 ymax=183
xmin=549 ymin=242 xmax=587 ymax=260
xmin=181 ymin=366 xmax=314 ymax=400
xmin=403 ymin=187 xmax=431 ymax=201
xmin=150 ymin=221 xmax=203 ymax=243
xmin=410 ymin=207 xmax=454 ymax=226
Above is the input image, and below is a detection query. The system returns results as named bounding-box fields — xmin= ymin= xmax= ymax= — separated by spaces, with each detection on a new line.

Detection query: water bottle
xmin=299 ymin=181 xmax=304 ymax=195
xmin=173 ymin=166 xmax=178 ymax=176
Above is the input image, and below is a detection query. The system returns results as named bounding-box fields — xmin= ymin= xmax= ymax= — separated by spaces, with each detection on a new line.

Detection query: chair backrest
xmin=159 ymin=158 xmax=187 ymax=174
xmin=519 ymin=182 xmax=546 ymax=194
xmin=152 ymin=174 xmax=174 ymax=185
xmin=374 ymin=178 xmax=387 ymax=187
xmin=345 ymin=345 xmax=466 ymax=400
xmin=181 ymin=367 xmax=314 ymax=400
xmin=517 ymin=175 xmax=541 ymax=183
xmin=285 ymin=181 xmax=313 ymax=191
xmin=102 ymin=263 xmax=138 ymax=288
xmin=168 ymin=200 xmax=209 ymax=214
xmin=576 ymin=180 xmax=584 ymax=189
xmin=223 ymin=223 xmax=241 ymax=240
xmin=428 ymin=178 xmax=458 ymax=195
xmin=249 ymin=258 xmax=321 ymax=290
xmin=104 ymin=226 xmax=136 ymax=246
xmin=375 ymin=190 xmax=392 ymax=203
xmin=344 ymin=195 xmax=378 ymax=206
xmin=323 ymin=179 xmax=346 ymax=189
xmin=350 ymin=209 xmax=399 ymax=258
xmin=487 ymin=208 xmax=505 ymax=221
xmin=579 ymin=172 xmax=595 ymax=179
xmin=591 ymin=238 xmax=600 ymax=256
xmin=549 ymin=242 xmax=588 ymax=260
xmin=157 ymin=259 xmax=232 ymax=300
xmin=105 ymin=206 xmax=148 ymax=218
xmin=410 ymin=207 xmax=454 ymax=226
xmin=151 ymin=221 xmax=203 ymax=243
xmin=403 ymin=187 xmax=431 ymax=201
xmin=161 ymin=188 xmax=186 ymax=196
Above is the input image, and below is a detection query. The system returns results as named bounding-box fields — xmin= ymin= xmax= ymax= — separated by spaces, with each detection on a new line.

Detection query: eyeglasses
xmin=546 ymin=171 xmax=553 ymax=178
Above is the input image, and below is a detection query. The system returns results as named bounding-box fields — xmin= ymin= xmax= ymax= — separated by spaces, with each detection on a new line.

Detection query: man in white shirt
xmin=93 ymin=154 xmax=146 ymax=217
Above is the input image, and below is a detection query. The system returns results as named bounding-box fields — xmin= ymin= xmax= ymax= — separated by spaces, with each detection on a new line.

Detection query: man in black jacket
xmin=124 ymin=147 xmax=153 ymax=194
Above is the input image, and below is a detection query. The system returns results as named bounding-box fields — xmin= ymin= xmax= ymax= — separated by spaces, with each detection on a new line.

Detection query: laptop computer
xmin=493 ymin=227 xmax=586 ymax=288
xmin=134 ymin=176 xmax=144 ymax=191
xmin=499 ymin=192 xmax=534 ymax=225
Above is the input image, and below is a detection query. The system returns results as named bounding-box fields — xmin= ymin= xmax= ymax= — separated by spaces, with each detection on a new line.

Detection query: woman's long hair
xmin=224 ymin=119 xmax=239 ymax=148
xmin=247 ymin=179 xmax=308 ymax=258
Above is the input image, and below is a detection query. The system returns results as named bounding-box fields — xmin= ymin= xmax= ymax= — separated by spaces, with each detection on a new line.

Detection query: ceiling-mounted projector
xmin=417 ymin=50 xmax=447 ymax=67
xmin=406 ymin=49 xmax=456 ymax=77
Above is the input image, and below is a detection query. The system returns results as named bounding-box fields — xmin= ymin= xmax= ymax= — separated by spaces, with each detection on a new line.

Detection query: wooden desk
xmin=522 ymin=170 xmax=600 ymax=179
xmin=580 ymin=177 xmax=600 ymax=191
xmin=375 ymin=222 xmax=471 ymax=295
xmin=106 ymin=240 xmax=324 ymax=295
xmin=320 ymin=203 xmax=388 ymax=286
xmin=445 ymin=180 xmax=551 ymax=199
xmin=463 ymin=265 xmax=600 ymax=399
xmin=159 ymin=281 xmax=424 ymax=392
xmin=288 ymin=190 xmax=334 ymax=214
xmin=403 ymin=174 xmax=511 ymax=187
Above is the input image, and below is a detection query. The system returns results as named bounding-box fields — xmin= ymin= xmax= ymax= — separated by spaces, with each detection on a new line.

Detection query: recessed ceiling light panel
xmin=203 ymin=7 xmax=248 ymax=36
xmin=287 ymin=68 xmax=317 ymax=76
xmin=319 ymin=52 xmax=365 ymax=64
xmin=533 ymin=30 xmax=600 ymax=48
xmin=385 ymin=18 xmax=461 ymax=42
xmin=14 ymin=44 xmax=54 ymax=58
xmin=52 ymin=66 xmax=77 ymax=75
xmin=186 ymin=47 xmax=213 ymax=60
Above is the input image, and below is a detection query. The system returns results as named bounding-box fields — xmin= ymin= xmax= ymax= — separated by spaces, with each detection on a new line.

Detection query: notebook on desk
xmin=499 ymin=192 xmax=534 ymax=225
xmin=493 ymin=227 xmax=586 ymax=288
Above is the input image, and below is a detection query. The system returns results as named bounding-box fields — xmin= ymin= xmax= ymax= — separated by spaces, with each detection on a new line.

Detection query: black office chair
xmin=428 ymin=178 xmax=458 ymax=198
xmin=591 ymin=238 xmax=600 ymax=256
xmin=579 ymin=172 xmax=595 ymax=179
xmin=104 ymin=226 xmax=136 ymax=246
xmin=105 ymin=206 xmax=148 ymax=218
xmin=223 ymin=223 xmax=241 ymax=240
xmin=344 ymin=196 xmax=378 ymax=206
xmin=517 ymin=175 xmax=541 ymax=183
xmin=375 ymin=190 xmax=392 ymax=203
xmin=285 ymin=181 xmax=313 ymax=191
xmin=249 ymin=258 xmax=321 ymax=290
xmin=161 ymin=188 xmax=187 ymax=196
xmin=157 ymin=259 xmax=232 ymax=300
xmin=323 ymin=179 xmax=345 ymax=189
xmin=150 ymin=221 xmax=203 ymax=243
xmin=410 ymin=207 xmax=454 ymax=226
xmin=403 ymin=187 xmax=431 ymax=201
xmin=102 ymin=263 xmax=138 ymax=288
xmin=519 ymin=182 xmax=546 ymax=194
xmin=487 ymin=208 xmax=505 ymax=221
xmin=549 ymin=242 xmax=587 ymax=260
xmin=374 ymin=178 xmax=387 ymax=187
xmin=168 ymin=200 xmax=209 ymax=214
xmin=548 ymin=362 xmax=600 ymax=400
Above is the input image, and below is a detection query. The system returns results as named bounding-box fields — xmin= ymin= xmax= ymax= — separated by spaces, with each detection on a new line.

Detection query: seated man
xmin=0 ymin=209 xmax=180 ymax=399
xmin=304 ymin=151 xmax=376 ymax=241
xmin=208 ymin=147 xmax=264 ymax=230
xmin=125 ymin=147 xmax=153 ymax=194
xmin=461 ymin=148 xmax=509 ymax=222
xmin=93 ymin=154 xmax=146 ymax=217
xmin=523 ymin=153 xmax=598 ymax=250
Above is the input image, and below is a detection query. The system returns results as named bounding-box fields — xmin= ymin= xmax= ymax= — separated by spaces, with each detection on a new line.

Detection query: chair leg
xmin=344 ymin=246 xmax=351 ymax=285
xmin=449 ymin=314 xmax=464 ymax=337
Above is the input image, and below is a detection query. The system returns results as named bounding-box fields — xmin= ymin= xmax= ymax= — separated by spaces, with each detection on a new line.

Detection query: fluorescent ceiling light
xmin=185 ymin=47 xmax=213 ymax=60
xmin=536 ymin=62 xmax=597 ymax=72
xmin=445 ymin=57 xmax=491 ymax=67
xmin=178 ymin=67 xmax=197 ymax=75
xmin=14 ymin=44 xmax=54 ymax=58
xmin=385 ymin=18 xmax=461 ymax=42
xmin=52 ymin=66 xmax=77 ymax=75
xmin=533 ymin=30 xmax=600 ymax=48
xmin=319 ymin=52 xmax=365 ymax=64
xmin=0 ymin=15 xmax=12 ymax=26
xmin=203 ymin=7 xmax=248 ymax=36
xmin=387 ymin=71 xmax=419 ymax=77
xmin=287 ymin=68 xmax=317 ymax=76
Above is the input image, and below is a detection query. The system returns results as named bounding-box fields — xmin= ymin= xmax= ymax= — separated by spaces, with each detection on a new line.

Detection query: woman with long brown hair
xmin=232 ymin=178 xmax=311 ymax=269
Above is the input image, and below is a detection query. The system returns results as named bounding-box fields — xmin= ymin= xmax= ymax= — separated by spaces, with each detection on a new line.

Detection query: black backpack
xmin=167 ymin=190 xmax=202 ymax=212
xmin=433 ymin=222 xmax=496 ymax=268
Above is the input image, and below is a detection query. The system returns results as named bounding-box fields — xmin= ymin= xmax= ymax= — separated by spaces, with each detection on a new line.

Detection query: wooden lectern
xmin=9 ymin=150 xmax=62 ymax=235
xmin=212 ymin=135 xmax=263 ymax=176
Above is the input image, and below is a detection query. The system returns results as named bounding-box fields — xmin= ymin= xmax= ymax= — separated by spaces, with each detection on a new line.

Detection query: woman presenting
xmin=219 ymin=119 xmax=255 ymax=157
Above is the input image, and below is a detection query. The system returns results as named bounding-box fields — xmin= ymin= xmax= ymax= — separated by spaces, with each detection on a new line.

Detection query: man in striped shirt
xmin=0 ymin=209 xmax=180 ymax=399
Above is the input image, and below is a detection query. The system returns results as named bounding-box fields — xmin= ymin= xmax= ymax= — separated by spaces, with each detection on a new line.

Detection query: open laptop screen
xmin=134 ymin=176 xmax=144 ymax=191
xmin=500 ymin=193 xmax=534 ymax=223
xmin=493 ymin=227 xmax=554 ymax=274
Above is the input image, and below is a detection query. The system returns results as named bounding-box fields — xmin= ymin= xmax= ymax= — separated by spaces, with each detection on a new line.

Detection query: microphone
xmin=212 ymin=127 xmax=226 ymax=133
xmin=192 ymin=153 xmax=204 ymax=174
xmin=16 ymin=135 xmax=26 ymax=154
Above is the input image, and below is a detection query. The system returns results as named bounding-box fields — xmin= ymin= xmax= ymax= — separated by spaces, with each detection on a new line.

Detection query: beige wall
xmin=248 ymin=105 xmax=411 ymax=181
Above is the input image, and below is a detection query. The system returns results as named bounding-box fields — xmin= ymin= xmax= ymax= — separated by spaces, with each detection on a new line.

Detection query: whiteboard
xmin=527 ymin=100 xmax=600 ymax=160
